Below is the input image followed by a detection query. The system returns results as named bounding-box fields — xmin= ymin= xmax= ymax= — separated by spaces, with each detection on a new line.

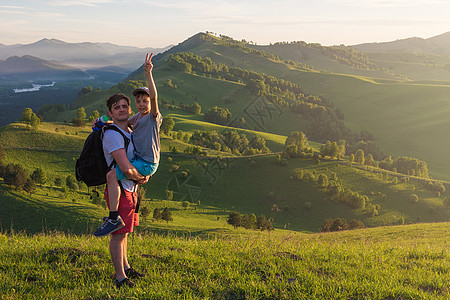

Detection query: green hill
xmin=1 ymin=122 xmax=448 ymax=234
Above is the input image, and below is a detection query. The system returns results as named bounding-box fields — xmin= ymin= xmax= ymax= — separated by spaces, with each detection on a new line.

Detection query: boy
xmin=94 ymin=53 xmax=162 ymax=237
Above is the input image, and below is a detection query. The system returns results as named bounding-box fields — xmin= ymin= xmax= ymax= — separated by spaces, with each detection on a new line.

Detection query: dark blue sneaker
xmin=94 ymin=216 xmax=125 ymax=237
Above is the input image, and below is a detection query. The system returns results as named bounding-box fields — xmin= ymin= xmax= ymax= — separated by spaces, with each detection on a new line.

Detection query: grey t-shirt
xmin=102 ymin=125 xmax=136 ymax=192
xmin=129 ymin=112 xmax=162 ymax=164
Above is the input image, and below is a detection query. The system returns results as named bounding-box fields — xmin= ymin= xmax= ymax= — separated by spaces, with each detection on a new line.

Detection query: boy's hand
xmin=144 ymin=53 xmax=153 ymax=76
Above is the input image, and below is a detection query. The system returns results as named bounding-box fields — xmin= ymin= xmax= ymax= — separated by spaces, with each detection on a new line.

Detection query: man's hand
xmin=137 ymin=175 xmax=151 ymax=185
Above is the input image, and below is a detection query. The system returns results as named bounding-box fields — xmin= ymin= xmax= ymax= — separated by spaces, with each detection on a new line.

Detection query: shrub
xmin=409 ymin=194 xmax=419 ymax=203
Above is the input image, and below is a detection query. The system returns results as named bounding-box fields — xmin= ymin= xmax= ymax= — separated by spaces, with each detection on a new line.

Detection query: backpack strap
xmin=102 ymin=124 xmax=132 ymax=196
xmin=101 ymin=124 xmax=131 ymax=171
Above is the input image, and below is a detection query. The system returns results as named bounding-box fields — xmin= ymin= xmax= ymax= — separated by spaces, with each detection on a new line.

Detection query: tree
xmin=349 ymin=219 xmax=365 ymax=230
xmin=23 ymin=178 xmax=36 ymax=196
xmin=409 ymin=194 xmax=419 ymax=203
xmin=2 ymin=163 xmax=28 ymax=189
xmin=191 ymin=102 xmax=201 ymax=114
xmin=227 ymin=211 xmax=241 ymax=229
xmin=256 ymin=214 xmax=269 ymax=231
xmin=320 ymin=141 xmax=340 ymax=159
xmin=73 ymin=107 xmax=87 ymax=127
xmin=20 ymin=107 xmax=40 ymax=129
xmin=153 ymin=208 xmax=162 ymax=221
xmin=317 ymin=174 xmax=329 ymax=187
xmin=182 ymin=201 xmax=190 ymax=210
xmin=54 ymin=177 xmax=63 ymax=187
xmin=365 ymin=153 xmax=374 ymax=166
xmin=165 ymin=190 xmax=174 ymax=200
xmin=354 ymin=149 xmax=365 ymax=165
xmin=205 ymin=106 xmax=231 ymax=125
xmin=77 ymin=107 xmax=87 ymax=120
xmin=285 ymin=131 xmax=309 ymax=152
xmin=66 ymin=175 xmax=78 ymax=191
xmin=140 ymin=206 xmax=150 ymax=221
xmin=30 ymin=113 xmax=41 ymax=129
xmin=0 ymin=145 xmax=4 ymax=165
xmin=31 ymin=167 xmax=47 ymax=185
xmin=162 ymin=207 xmax=173 ymax=223
xmin=284 ymin=144 xmax=298 ymax=158
xmin=161 ymin=117 xmax=175 ymax=135
xmin=20 ymin=108 xmax=33 ymax=123
xmin=444 ymin=197 xmax=450 ymax=208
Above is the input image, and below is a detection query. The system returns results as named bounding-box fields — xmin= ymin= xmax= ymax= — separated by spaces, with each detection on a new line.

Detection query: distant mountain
xmin=352 ymin=31 xmax=450 ymax=55
xmin=0 ymin=55 xmax=90 ymax=80
xmin=0 ymin=38 xmax=172 ymax=71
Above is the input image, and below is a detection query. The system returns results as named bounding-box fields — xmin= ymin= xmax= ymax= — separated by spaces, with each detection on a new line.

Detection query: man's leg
xmin=110 ymin=233 xmax=127 ymax=280
xmin=122 ymin=233 xmax=130 ymax=270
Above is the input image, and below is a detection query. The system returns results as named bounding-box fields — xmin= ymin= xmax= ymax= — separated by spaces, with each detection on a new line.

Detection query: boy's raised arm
xmin=144 ymin=53 xmax=159 ymax=118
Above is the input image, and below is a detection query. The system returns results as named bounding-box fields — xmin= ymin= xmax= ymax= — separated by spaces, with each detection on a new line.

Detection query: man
xmin=102 ymin=93 xmax=149 ymax=288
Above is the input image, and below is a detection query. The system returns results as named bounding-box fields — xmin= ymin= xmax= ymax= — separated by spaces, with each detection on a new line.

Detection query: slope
xmin=63 ymin=32 xmax=450 ymax=180
xmin=1 ymin=121 xmax=448 ymax=234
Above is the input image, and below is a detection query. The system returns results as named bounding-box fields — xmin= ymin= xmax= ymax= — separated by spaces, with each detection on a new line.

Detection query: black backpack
xmin=75 ymin=125 xmax=130 ymax=186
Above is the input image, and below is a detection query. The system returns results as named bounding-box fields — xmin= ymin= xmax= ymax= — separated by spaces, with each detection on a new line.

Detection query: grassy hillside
xmin=50 ymin=32 xmax=450 ymax=182
xmin=365 ymin=52 xmax=450 ymax=81
xmin=0 ymin=223 xmax=448 ymax=299
xmin=1 ymin=122 xmax=448 ymax=234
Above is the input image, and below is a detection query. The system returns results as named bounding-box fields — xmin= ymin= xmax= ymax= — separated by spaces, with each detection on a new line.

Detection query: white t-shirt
xmin=102 ymin=124 xmax=136 ymax=192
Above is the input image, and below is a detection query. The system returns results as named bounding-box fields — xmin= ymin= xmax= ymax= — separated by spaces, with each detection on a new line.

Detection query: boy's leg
xmin=107 ymin=169 xmax=120 ymax=216
xmin=93 ymin=173 xmax=125 ymax=237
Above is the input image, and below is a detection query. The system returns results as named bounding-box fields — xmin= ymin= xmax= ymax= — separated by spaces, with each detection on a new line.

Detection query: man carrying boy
xmin=100 ymin=92 xmax=148 ymax=288
xmin=95 ymin=53 xmax=161 ymax=287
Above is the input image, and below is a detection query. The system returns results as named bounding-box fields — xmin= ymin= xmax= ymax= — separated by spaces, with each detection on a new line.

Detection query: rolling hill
xmin=123 ymin=33 xmax=450 ymax=181
xmin=53 ymin=32 xmax=450 ymax=181
xmin=2 ymin=31 xmax=450 ymax=233
xmin=353 ymin=31 xmax=450 ymax=56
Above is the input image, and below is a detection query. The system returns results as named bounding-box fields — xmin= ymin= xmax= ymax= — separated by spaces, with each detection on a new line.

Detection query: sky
xmin=0 ymin=0 xmax=449 ymax=48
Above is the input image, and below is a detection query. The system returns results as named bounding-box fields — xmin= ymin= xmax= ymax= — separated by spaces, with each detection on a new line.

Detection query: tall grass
xmin=0 ymin=223 xmax=448 ymax=299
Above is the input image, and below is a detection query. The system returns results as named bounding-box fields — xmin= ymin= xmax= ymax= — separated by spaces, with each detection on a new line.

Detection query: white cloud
xmin=44 ymin=0 xmax=113 ymax=7
xmin=335 ymin=0 xmax=448 ymax=7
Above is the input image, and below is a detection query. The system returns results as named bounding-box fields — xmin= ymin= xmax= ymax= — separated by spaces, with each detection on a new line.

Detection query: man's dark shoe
xmin=125 ymin=267 xmax=145 ymax=279
xmin=115 ymin=277 xmax=135 ymax=288
xmin=93 ymin=216 xmax=125 ymax=237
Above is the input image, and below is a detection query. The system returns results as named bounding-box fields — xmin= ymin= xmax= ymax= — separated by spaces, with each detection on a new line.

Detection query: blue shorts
xmin=116 ymin=157 xmax=159 ymax=181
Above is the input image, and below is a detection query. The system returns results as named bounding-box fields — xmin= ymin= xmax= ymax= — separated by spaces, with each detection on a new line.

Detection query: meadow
xmin=1 ymin=121 xmax=448 ymax=234
xmin=0 ymin=223 xmax=448 ymax=299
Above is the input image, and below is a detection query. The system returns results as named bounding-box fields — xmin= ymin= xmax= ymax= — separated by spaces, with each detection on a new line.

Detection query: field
xmin=0 ymin=223 xmax=448 ymax=299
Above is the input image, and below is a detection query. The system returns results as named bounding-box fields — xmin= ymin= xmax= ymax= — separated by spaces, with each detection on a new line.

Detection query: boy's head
xmin=133 ymin=87 xmax=151 ymax=115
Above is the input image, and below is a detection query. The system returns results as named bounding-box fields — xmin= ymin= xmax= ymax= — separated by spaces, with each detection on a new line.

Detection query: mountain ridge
xmin=0 ymin=38 xmax=172 ymax=71
xmin=352 ymin=31 xmax=450 ymax=55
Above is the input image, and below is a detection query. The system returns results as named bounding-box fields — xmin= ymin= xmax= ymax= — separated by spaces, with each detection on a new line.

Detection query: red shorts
xmin=104 ymin=188 xmax=139 ymax=234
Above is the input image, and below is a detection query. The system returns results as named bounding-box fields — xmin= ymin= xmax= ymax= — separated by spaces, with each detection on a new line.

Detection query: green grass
xmin=0 ymin=223 xmax=448 ymax=299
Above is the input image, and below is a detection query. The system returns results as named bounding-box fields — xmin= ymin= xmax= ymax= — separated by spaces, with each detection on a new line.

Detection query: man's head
xmin=106 ymin=93 xmax=131 ymax=122
xmin=106 ymin=93 xmax=130 ymax=112
xmin=132 ymin=87 xmax=151 ymax=115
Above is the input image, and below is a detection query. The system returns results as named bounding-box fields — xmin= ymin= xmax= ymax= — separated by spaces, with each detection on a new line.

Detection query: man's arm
xmin=144 ymin=53 xmax=159 ymax=118
xmin=111 ymin=148 xmax=145 ymax=182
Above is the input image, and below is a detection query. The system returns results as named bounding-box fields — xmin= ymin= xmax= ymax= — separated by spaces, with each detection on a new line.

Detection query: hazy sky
xmin=1 ymin=0 xmax=449 ymax=48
